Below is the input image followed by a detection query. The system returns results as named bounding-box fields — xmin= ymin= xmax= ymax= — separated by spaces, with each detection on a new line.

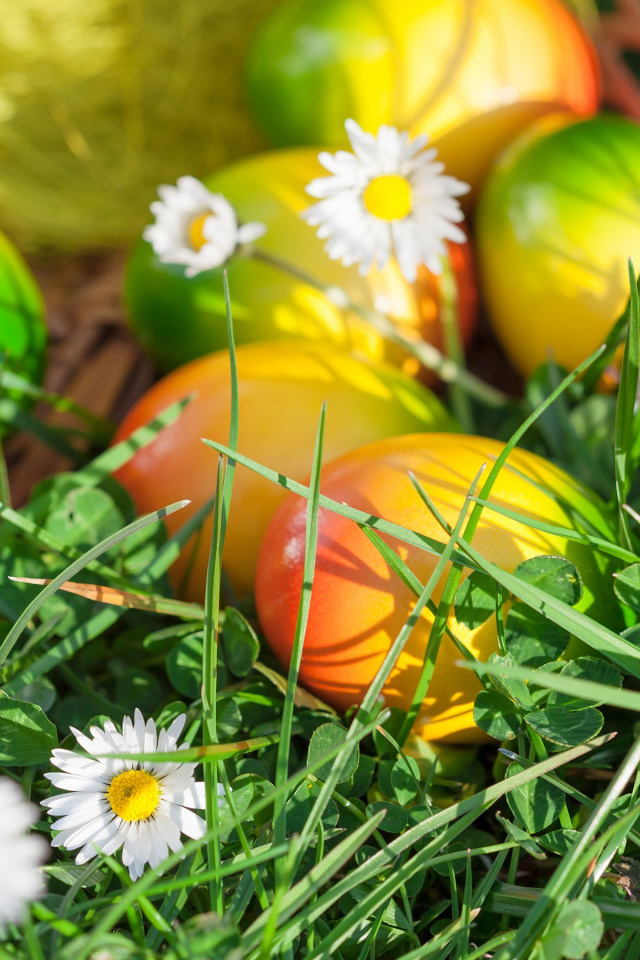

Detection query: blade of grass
xmin=0 ymin=399 xmax=85 ymax=462
xmin=202 ymin=435 xmax=478 ymax=570
xmin=202 ymin=456 xmax=226 ymax=914
xmin=581 ymin=277 xmax=635 ymax=394
xmin=614 ymin=258 xmax=640 ymax=550
xmin=62 ymin=713 xmax=386 ymax=960
xmin=74 ymin=395 xmax=193 ymax=485
xmin=9 ymin=577 xmax=205 ymax=621
xmin=461 ymin=657 xmax=640 ymax=712
xmin=467 ymin=495 xmax=638 ymax=564
xmin=454 ymin=538 xmax=640 ymax=678
xmin=0 ymin=499 xmax=189 ymax=666
xmin=200 ymin=271 xmax=240 ymax=914
xmin=397 ymin=466 xmax=485 ymax=743
xmin=440 ymin=256 xmax=473 ymax=431
xmin=494 ymin=734 xmax=640 ymax=959
xmin=396 ymin=341 xmax=607 ymax=745
xmin=295 ymin=466 xmax=482 ymax=865
xmin=0 ymin=368 xmax=113 ymax=441
xmin=486 ymin=885 xmax=640 ymax=932
xmin=263 ymin=745 xmax=614 ymax=954
xmin=274 ymin=401 xmax=326 ymax=883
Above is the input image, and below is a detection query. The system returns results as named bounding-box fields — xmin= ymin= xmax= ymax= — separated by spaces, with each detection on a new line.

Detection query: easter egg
xmin=255 ymin=433 xmax=616 ymax=744
xmin=113 ymin=341 xmax=455 ymax=599
xmin=0 ymin=0 xmax=280 ymax=252
xmin=0 ymin=230 xmax=46 ymax=396
xmin=125 ymin=149 xmax=476 ymax=374
xmin=246 ymin=0 xmax=600 ymax=194
xmin=477 ymin=113 xmax=640 ymax=379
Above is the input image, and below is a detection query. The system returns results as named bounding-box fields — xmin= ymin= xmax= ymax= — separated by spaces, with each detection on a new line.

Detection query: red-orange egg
xmin=255 ymin=433 xmax=617 ymax=743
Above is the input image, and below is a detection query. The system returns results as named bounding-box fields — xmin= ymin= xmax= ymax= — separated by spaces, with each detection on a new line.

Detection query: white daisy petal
xmin=143 ymin=177 xmax=266 ymax=277
xmin=42 ymin=710 xmax=216 ymax=881
xmin=302 ymin=117 xmax=469 ymax=282
xmin=0 ymin=779 xmax=47 ymax=932
xmin=237 ymin=221 xmax=267 ymax=244
xmin=166 ymin=805 xmax=207 ymax=840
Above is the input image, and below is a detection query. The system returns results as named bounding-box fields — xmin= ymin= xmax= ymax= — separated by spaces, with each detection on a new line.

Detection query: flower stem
xmin=249 ymin=246 xmax=507 ymax=408
xmin=440 ymin=256 xmax=475 ymax=431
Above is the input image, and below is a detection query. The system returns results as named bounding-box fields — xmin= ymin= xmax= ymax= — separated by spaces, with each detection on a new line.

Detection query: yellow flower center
xmin=362 ymin=175 xmax=413 ymax=221
xmin=107 ymin=769 xmax=160 ymax=822
xmin=188 ymin=213 xmax=212 ymax=251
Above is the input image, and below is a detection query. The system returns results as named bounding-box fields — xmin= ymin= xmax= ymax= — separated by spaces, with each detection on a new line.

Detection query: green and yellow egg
xmin=477 ymin=113 xmax=640 ymax=379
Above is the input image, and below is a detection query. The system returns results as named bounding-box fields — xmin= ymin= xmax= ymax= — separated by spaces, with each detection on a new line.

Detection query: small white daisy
xmin=302 ymin=119 xmax=470 ymax=283
xmin=143 ymin=175 xmax=266 ymax=278
xmin=42 ymin=709 xmax=220 ymax=881
xmin=0 ymin=778 xmax=47 ymax=932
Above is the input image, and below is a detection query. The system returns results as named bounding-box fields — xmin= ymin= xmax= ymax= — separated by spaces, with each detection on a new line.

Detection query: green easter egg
xmin=477 ymin=113 xmax=640 ymax=378
xmin=0 ymin=230 xmax=46 ymax=390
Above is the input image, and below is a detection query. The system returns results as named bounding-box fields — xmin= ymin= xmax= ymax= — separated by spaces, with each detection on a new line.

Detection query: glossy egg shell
xmin=255 ymin=432 xmax=617 ymax=744
xmin=246 ymin=0 xmax=599 ymax=194
xmin=125 ymin=149 xmax=476 ymax=374
xmin=112 ymin=341 xmax=455 ymax=599
xmin=0 ymin=229 xmax=46 ymax=390
xmin=476 ymin=113 xmax=640 ymax=379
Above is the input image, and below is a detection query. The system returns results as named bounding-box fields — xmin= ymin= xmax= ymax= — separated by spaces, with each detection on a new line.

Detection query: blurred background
xmin=3 ymin=0 xmax=638 ymax=502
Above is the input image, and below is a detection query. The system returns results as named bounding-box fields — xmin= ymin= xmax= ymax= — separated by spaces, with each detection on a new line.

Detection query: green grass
xmin=3 ymin=271 xmax=640 ymax=960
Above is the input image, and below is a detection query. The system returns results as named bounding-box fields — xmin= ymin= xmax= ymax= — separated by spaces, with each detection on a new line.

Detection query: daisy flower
xmin=143 ymin=175 xmax=266 ymax=278
xmin=42 ymin=709 xmax=219 ymax=881
xmin=302 ymin=119 xmax=470 ymax=283
xmin=0 ymin=778 xmax=47 ymax=932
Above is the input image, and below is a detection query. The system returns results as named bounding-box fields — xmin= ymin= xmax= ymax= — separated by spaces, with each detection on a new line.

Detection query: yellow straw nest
xmin=0 ymin=0 xmax=278 ymax=252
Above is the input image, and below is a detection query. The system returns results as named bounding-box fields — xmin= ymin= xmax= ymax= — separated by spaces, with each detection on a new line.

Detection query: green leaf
xmin=495 ymin=813 xmax=546 ymax=859
xmin=525 ymin=706 xmax=604 ymax=748
xmin=455 ymin=571 xmax=500 ymax=630
xmin=365 ymin=800 xmax=408 ymax=834
xmin=373 ymin=708 xmax=407 ymax=758
xmin=220 ymin=607 xmax=260 ymax=677
xmin=389 ymin=756 xmax=421 ymax=805
xmin=487 ymin=654 xmax=535 ymax=711
xmin=459 ymin=543 xmax=640 ymax=680
xmin=13 ymin=677 xmax=56 ymax=713
xmin=547 ymin=658 xmax=622 ymax=710
xmin=473 ymin=689 xmax=522 ymax=741
xmin=431 ymin=841 xmax=468 ymax=876
xmin=614 ymin=562 xmax=640 ymax=612
xmin=308 ymin=723 xmax=359 ymax=784
xmin=44 ymin=864 xmax=105 ymax=888
xmin=536 ymin=830 xmax=581 ymax=856
xmin=464 ymin=657 xmax=640 ymax=714
xmin=505 ymin=761 xmax=566 ymax=832
xmin=45 ymin=487 xmax=124 ymax=552
xmin=513 ymin=556 xmax=583 ymax=606
xmin=165 ymin=632 xmax=203 ymax=700
xmin=0 ymin=498 xmax=189 ymax=667
xmin=337 ymin=754 xmax=376 ymax=800
xmin=115 ymin=668 xmax=162 ymax=715
xmin=217 ymin=699 xmax=242 ymax=739
xmin=505 ymin=604 xmax=570 ymax=667
xmin=0 ymin=694 xmax=58 ymax=765
xmin=544 ymin=900 xmax=604 ymax=959
xmin=288 ymin=780 xmax=339 ymax=833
